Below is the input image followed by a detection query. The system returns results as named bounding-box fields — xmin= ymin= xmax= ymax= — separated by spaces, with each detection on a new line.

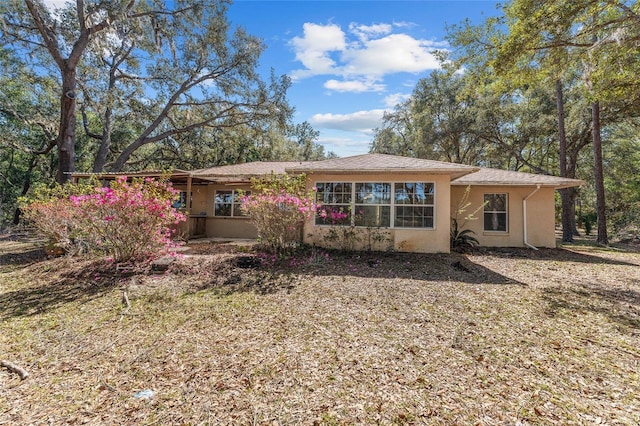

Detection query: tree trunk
xmin=556 ymin=79 xmax=575 ymax=242
xmin=13 ymin=156 xmax=38 ymax=224
xmin=57 ymin=69 xmax=77 ymax=183
xmin=562 ymin=186 xmax=579 ymax=237
xmin=591 ymin=101 xmax=608 ymax=244
xmin=111 ymin=139 xmax=142 ymax=172
xmin=92 ymin=64 xmax=119 ymax=173
xmin=92 ymin=106 xmax=113 ymax=173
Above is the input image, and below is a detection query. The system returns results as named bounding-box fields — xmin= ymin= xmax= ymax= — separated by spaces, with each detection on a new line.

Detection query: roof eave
xmin=451 ymin=180 xmax=585 ymax=188
xmin=286 ymin=167 xmax=478 ymax=176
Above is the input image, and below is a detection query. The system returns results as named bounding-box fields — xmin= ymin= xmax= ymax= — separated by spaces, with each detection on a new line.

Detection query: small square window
xmin=484 ymin=193 xmax=507 ymax=232
xmin=215 ymin=190 xmax=249 ymax=217
xmin=173 ymin=191 xmax=191 ymax=209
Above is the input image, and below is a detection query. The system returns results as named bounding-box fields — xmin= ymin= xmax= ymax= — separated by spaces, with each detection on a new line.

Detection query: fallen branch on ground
xmin=1 ymin=360 xmax=29 ymax=380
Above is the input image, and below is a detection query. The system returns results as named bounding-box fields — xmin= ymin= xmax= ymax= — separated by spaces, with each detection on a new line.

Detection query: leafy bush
xmin=241 ymin=173 xmax=316 ymax=255
xmin=450 ymin=218 xmax=479 ymax=251
xmin=450 ymin=186 xmax=483 ymax=252
xmin=581 ymin=212 xmax=597 ymax=236
xmin=611 ymin=201 xmax=640 ymax=242
xmin=21 ymin=176 xmax=186 ymax=262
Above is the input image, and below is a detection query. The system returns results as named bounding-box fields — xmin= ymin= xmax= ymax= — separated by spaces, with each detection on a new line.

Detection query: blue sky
xmin=227 ymin=0 xmax=502 ymax=157
xmin=41 ymin=0 xmax=502 ymax=158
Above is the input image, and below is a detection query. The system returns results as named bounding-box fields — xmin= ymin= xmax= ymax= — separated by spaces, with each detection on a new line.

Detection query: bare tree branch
xmin=80 ymin=104 xmax=101 ymax=140
xmin=24 ymin=0 xmax=64 ymax=68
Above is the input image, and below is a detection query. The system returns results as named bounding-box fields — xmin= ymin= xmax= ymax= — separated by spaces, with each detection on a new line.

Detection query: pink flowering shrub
xmin=22 ymin=177 xmax=186 ymax=262
xmin=241 ymin=173 xmax=316 ymax=255
xmin=316 ymin=206 xmax=351 ymax=225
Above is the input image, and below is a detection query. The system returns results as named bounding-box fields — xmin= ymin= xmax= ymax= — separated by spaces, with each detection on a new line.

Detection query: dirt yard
xmin=1 ymin=232 xmax=639 ymax=425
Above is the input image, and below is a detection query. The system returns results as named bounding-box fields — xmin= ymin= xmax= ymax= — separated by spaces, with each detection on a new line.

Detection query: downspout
xmin=523 ymin=184 xmax=542 ymax=250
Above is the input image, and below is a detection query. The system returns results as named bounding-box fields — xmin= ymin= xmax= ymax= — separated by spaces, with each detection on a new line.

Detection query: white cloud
xmin=383 ymin=92 xmax=411 ymax=107
xmin=310 ymin=109 xmax=387 ymax=133
xmin=40 ymin=0 xmax=70 ymax=21
xmin=317 ymin=134 xmax=373 ymax=157
xmin=290 ymin=23 xmax=346 ymax=79
xmin=324 ymin=79 xmax=385 ymax=93
xmin=349 ymin=22 xmax=392 ymax=42
xmin=392 ymin=21 xmax=417 ymax=29
xmin=319 ymin=135 xmax=368 ymax=148
xmin=342 ymin=34 xmax=442 ymax=77
xmin=318 ymin=135 xmax=371 ymax=157
xmin=289 ymin=21 xmax=447 ymax=87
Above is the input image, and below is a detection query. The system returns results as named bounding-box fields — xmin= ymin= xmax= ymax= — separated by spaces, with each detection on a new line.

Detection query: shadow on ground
xmin=179 ymin=248 xmax=525 ymax=296
xmin=3 ymin=238 xmax=638 ymax=320
xmin=179 ymin=243 xmax=640 ymax=298
xmin=0 ymin=258 xmax=120 ymax=320
xmin=0 ymin=247 xmax=48 ymax=268
xmin=543 ymin=285 xmax=640 ymax=330
xmin=475 ymin=246 xmax=639 ymax=266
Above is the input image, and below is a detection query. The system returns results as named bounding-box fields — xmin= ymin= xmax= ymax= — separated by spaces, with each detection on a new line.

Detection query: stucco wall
xmin=205 ymin=183 xmax=257 ymax=238
xmin=302 ymin=172 xmax=452 ymax=253
xmin=172 ymin=183 xmax=209 ymax=215
xmin=173 ymin=179 xmax=558 ymax=249
xmin=450 ymin=185 xmax=557 ymax=248
xmin=172 ymin=183 xmax=258 ymax=239
xmin=205 ymin=217 xmax=257 ymax=239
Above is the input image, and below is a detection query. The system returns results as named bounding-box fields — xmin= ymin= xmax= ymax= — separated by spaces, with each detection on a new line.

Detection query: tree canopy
xmin=373 ymin=0 xmax=640 ymax=243
xmin=0 ymin=0 xmax=329 ymax=224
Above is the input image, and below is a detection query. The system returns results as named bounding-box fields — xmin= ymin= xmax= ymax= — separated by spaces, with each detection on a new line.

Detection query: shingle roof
xmin=70 ymin=169 xmax=190 ymax=178
xmin=286 ymin=153 xmax=478 ymax=179
xmin=452 ymin=167 xmax=584 ymax=188
xmin=70 ymin=156 xmax=584 ymax=189
xmin=191 ymin=161 xmax=312 ymax=177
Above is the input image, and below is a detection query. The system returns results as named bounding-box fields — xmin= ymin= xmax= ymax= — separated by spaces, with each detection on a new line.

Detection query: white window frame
xmin=483 ymin=193 xmax=508 ymax=232
xmin=315 ymin=182 xmax=353 ymax=225
xmin=354 ymin=182 xmax=392 ymax=228
xmin=314 ymin=181 xmax=436 ymax=229
xmin=393 ymin=182 xmax=435 ymax=229
xmin=214 ymin=189 xmax=250 ymax=217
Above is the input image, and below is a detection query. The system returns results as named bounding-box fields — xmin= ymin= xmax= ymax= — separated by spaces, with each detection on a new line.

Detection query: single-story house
xmin=71 ymin=153 xmax=583 ymax=253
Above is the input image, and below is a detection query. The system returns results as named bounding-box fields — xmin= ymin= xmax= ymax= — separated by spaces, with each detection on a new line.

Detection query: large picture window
xmin=484 ymin=193 xmax=507 ymax=232
xmin=215 ymin=190 xmax=249 ymax=217
xmin=394 ymin=182 xmax=434 ymax=228
xmin=315 ymin=182 xmax=352 ymax=225
xmin=315 ymin=181 xmax=435 ymax=229
xmin=355 ymin=182 xmax=391 ymax=227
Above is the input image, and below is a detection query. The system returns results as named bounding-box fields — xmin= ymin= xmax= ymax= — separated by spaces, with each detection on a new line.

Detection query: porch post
xmin=186 ymin=174 xmax=193 ymax=239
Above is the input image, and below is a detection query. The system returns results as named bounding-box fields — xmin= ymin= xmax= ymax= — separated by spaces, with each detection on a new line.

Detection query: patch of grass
xmin=1 ymin=236 xmax=639 ymax=424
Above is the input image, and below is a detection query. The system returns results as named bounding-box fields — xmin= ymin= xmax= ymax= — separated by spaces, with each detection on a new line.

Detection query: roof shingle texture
xmin=286 ymin=153 xmax=477 ymax=173
xmin=191 ymin=161 xmax=312 ymax=177
xmin=452 ymin=167 xmax=584 ymax=188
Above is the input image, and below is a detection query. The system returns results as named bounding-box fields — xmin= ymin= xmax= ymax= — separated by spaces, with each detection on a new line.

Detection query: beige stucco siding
xmin=450 ymin=185 xmax=557 ymax=248
xmin=172 ymin=183 xmax=258 ymax=239
xmin=172 ymin=183 xmax=209 ymax=214
xmin=303 ymin=172 xmax=452 ymax=253
xmin=172 ymin=183 xmax=208 ymax=237
xmin=205 ymin=217 xmax=257 ymax=239
xmin=205 ymin=184 xmax=257 ymax=238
